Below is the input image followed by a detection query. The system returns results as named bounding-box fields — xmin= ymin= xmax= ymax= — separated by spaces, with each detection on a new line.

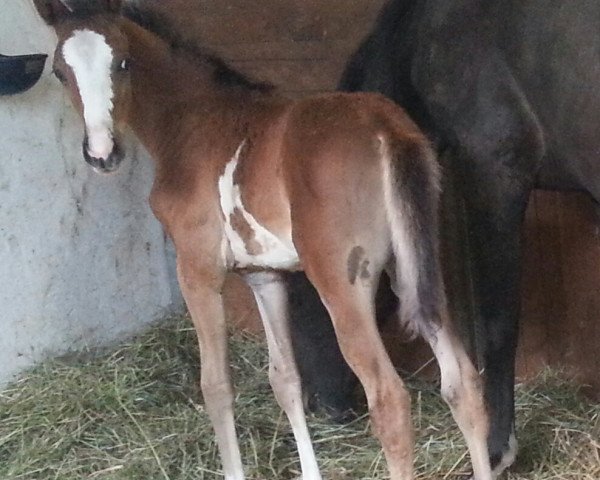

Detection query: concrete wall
xmin=0 ymin=1 xmax=182 ymax=386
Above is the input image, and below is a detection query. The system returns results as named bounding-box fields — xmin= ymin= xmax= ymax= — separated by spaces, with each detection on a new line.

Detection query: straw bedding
xmin=1 ymin=316 xmax=598 ymax=479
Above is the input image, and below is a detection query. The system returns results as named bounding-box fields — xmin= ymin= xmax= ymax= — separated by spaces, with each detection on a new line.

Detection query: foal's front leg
xmin=176 ymin=258 xmax=244 ymax=480
xmin=245 ymin=271 xmax=322 ymax=480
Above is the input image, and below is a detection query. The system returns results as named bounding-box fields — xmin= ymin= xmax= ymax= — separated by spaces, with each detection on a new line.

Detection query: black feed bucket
xmin=0 ymin=53 xmax=48 ymax=96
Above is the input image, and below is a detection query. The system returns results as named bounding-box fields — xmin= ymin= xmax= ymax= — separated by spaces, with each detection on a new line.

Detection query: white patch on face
xmin=62 ymin=29 xmax=115 ymax=160
xmin=218 ymin=142 xmax=298 ymax=270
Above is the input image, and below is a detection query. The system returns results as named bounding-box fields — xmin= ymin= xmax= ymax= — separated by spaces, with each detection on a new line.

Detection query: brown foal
xmin=33 ymin=1 xmax=492 ymax=479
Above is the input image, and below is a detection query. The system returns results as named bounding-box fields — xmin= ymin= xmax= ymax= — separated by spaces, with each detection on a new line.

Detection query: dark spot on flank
xmin=347 ymin=246 xmax=366 ymax=285
xmin=360 ymin=260 xmax=371 ymax=280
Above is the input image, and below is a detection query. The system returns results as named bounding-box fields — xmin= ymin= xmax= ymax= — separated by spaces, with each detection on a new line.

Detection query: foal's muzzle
xmin=83 ymin=135 xmax=124 ymax=174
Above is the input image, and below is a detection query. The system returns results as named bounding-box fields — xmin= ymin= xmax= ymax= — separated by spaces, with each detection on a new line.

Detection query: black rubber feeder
xmin=0 ymin=53 xmax=48 ymax=96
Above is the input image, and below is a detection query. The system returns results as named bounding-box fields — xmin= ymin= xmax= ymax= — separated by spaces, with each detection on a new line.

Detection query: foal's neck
xmin=120 ymin=19 xmax=276 ymax=164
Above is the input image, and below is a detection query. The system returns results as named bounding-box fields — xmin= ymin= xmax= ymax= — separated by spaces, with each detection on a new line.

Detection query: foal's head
xmin=34 ymin=0 xmax=130 ymax=174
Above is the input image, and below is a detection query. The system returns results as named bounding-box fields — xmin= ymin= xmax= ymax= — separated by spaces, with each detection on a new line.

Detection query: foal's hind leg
xmin=421 ymin=310 xmax=492 ymax=480
xmin=301 ymin=256 xmax=414 ymax=479
xmin=245 ymin=272 xmax=321 ymax=480
xmin=385 ymin=263 xmax=491 ymax=480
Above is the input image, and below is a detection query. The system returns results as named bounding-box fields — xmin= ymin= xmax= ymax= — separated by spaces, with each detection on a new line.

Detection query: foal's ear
xmin=32 ymin=0 xmax=73 ymax=25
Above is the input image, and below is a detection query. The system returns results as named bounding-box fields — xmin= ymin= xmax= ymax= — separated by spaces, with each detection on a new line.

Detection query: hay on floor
xmin=0 ymin=316 xmax=598 ymax=479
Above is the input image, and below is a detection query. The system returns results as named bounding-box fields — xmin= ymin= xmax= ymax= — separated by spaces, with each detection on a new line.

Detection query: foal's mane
xmin=121 ymin=3 xmax=275 ymax=94
xmin=56 ymin=0 xmax=274 ymax=93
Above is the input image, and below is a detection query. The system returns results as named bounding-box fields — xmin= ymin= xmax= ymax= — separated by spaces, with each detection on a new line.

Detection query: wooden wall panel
xmin=139 ymin=0 xmax=386 ymax=97
xmin=519 ymin=192 xmax=600 ymax=397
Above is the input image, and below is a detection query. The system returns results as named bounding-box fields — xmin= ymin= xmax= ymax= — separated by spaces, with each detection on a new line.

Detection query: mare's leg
xmin=245 ymin=272 xmax=321 ymax=480
xmin=463 ymin=184 xmax=527 ymax=477
xmin=413 ymin=34 xmax=544 ymax=474
xmin=286 ymin=271 xmax=358 ymax=418
xmin=176 ymin=256 xmax=244 ymax=480
xmin=287 ymin=271 xmax=398 ymax=420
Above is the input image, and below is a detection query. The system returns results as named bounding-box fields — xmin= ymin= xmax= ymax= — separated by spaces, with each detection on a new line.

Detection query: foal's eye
xmin=118 ymin=59 xmax=130 ymax=72
xmin=53 ymin=69 xmax=67 ymax=84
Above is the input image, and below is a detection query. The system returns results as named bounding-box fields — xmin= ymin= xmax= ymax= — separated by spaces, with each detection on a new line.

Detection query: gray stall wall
xmin=0 ymin=2 xmax=183 ymax=386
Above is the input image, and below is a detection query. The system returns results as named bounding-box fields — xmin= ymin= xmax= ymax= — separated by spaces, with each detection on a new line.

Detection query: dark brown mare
xmin=33 ymin=1 xmax=491 ymax=478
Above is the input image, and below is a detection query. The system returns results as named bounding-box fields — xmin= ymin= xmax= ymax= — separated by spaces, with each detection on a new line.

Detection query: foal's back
xmin=220 ymin=91 xmax=427 ymax=269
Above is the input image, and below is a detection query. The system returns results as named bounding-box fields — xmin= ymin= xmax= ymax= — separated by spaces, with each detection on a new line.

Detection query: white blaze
xmin=63 ymin=29 xmax=115 ymax=159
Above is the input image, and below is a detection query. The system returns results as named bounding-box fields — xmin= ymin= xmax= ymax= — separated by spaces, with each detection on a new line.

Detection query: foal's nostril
xmin=81 ymin=130 xmax=125 ymax=174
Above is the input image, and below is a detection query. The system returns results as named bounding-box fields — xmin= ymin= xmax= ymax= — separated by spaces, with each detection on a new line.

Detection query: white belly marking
xmin=218 ymin=143 xmax=298 ymax=270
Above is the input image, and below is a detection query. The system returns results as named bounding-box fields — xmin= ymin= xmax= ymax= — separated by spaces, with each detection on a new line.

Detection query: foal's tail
xmin=379 ymin=134 xmax=444 ymax=338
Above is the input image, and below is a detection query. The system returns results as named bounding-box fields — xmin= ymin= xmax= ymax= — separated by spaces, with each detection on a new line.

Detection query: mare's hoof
xmin=304 ymin=392 xmax=362 ymax=424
